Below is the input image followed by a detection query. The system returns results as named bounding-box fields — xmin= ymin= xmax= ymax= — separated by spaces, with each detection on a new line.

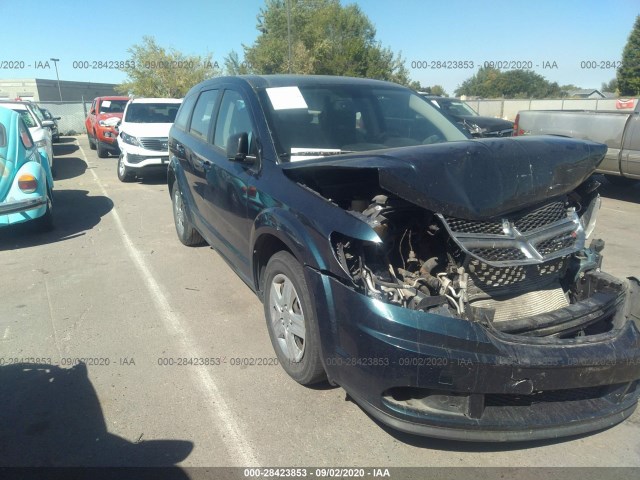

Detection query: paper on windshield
xmin=102 ymin=100 xmax=111 ymax=108
xmin=266 ymin=87 xmax=308 ymax=110
xmin=290 ymin=147 xmax=343 ymax=162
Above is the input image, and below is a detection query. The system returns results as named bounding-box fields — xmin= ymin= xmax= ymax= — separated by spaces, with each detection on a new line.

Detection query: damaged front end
xmin=330 ymin=182 xmax=618 ymax=339
xmin=284 ymin=137 xmax=640 ymax=440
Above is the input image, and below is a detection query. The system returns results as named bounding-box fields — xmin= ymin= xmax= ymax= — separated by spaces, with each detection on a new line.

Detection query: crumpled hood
xmin=282 ymin=136 xmax=607 ymax=220
xmin=120 ymin=122 xmax=173 ymax=138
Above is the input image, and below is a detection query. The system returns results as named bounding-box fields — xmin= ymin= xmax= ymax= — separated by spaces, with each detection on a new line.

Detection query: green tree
xmin=117 ymin=36 xmax=221 ymax=97
xmin=455 ymin=66 xmax=562 ymax=98
xmin=601 ymin=78 xmax=618 ymax=93
xmin=618 ymin=15 xmax=640 ymax=96
xmin=242 ymin=0 xmax=410 ymax=84
xmin=410 ymin=83 xmax=448 ymax=96
xmin=224 ymin=50 xmax=250 ymax=75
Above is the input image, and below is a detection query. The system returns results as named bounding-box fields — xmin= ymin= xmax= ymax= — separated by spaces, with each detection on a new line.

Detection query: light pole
xmin=50 ymin=58 xmax=62 ymax=101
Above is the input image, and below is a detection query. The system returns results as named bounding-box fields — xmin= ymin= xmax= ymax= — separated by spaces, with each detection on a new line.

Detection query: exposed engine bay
xmin=321 ymin=176 xmax=617 ymax=339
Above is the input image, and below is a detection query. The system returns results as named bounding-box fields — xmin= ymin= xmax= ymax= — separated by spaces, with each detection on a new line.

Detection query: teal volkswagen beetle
xmin=0 ymin=107 xmax=54 ymax=230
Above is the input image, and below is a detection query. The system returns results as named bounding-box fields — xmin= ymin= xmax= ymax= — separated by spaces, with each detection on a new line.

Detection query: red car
xmin=85 ymin=96 xmax=129 ymax=157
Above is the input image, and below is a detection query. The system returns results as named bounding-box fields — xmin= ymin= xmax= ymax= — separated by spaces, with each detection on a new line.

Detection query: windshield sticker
xmin=290 ymin=147 xmax=343 ymax=162
xmin=266 ymin=87 xmax=308 ymax=111
xmin=101 ymin=100 xmax=111 ymax=108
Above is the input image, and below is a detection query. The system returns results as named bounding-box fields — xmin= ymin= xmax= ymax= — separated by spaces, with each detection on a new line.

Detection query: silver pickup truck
xmin=513 ymin=101 xmax=640 ymax=185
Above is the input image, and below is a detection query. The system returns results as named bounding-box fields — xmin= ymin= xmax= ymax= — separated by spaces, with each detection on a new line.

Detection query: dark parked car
xmin=40 ymin=107 xmax=61 ymax=142
xmin=421 ymin=95 xmax=514 ymax=137
xmin=168 ymin=75 xmax=640 ymax=441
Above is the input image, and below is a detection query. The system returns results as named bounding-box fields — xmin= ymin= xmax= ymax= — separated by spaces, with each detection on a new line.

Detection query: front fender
xmin=251 ymin=207 xmax=328 ymax=275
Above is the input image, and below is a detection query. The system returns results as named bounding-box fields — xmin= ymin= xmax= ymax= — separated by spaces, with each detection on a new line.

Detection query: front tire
xmin=171 ymin=181 xmax=204 ymax=246
xmin=117 ymin=154 xmax=134 ymax=182
xmin=97 ymin=141 xmax=108 ymax=158
xmin=264 ymin=251 xmax=326 ymax=385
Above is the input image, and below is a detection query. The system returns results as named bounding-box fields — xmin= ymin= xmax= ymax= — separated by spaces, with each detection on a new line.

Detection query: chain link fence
xmin=36 ymin=101 xmax=92 ymax=135
xmin=33 ymin=97 xmax=638 ymax=135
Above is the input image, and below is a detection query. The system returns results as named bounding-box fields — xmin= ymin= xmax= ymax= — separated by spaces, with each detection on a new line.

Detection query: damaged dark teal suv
xmin=167 ymin=75 xmax=640 ymax=441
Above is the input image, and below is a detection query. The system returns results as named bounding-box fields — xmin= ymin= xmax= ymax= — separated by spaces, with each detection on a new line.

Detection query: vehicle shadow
xmin=55 ymin=136 xmax=78 ymax=145
xmin=133 ymin=171 xmax=168 ymax=185
xmin=0 ymin=189 xmax=113 ymax=251
xmin=0 ymin=362 xmax=193 ymax=469
xmin=595 ymin=175 xmax=640 ymax=203
xmin=53 ymin=144 xmax=79 ymax=156
xmin=351 ymin=397 xmax=611 ymax=452
xmin=52 ymin=156 xmax=86 ymax=181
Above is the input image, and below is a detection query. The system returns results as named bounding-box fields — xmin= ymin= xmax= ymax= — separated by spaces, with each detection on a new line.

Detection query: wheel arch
xmin=251 ymin=209 xmax=330 ymax=298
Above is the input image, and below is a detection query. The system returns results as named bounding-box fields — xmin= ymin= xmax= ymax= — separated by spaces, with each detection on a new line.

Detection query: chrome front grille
xmin=438 ymin=199 xmax=584 ymax=267
xmin=139 ymin=137 xmax=169 ymax=152
xmin=514 ymin=201 xmax=567 ymax=233
xmin=444 ymin=217 xmax=504 ymax=235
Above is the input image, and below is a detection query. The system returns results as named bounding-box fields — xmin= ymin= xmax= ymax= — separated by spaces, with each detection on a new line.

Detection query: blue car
xmin=0 ymin=107 xmax=54 ymax=230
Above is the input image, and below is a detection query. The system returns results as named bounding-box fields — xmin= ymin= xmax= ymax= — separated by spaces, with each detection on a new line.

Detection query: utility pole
xmin=286 ymin=0 xmax=292 ymax=73
xmin=50 ymin=58 xmax=62 ymax=101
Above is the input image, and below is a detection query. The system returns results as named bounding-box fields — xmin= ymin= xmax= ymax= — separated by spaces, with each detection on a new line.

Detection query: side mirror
xmin=41 ymin=120 xmax=54 ymax=128
xmin=55 ymin=116 xmax=61 ymax=120
xmin=226 ymin=132 xmax=256 ymax=163
xmin=90 ymin=109 xmax=95 ymax=115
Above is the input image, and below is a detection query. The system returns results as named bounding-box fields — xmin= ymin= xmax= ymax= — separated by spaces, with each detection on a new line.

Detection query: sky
xmin=0 ymin=0 xmax=638 ymax=95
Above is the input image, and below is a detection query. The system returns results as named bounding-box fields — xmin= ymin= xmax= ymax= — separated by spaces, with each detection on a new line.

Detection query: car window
xmin=213 ymin=90 xmax=254 ymax=152
xmin=124 ymin=103 xmax=180 ymax=123
xmin=188 ymin=90 xmax=219 ymax=141
xmin=19 ymin=120 xmax=34 ymax=149
xmin=0 ymin=122 xmax=6 ymax=147
xmin=99 ymin=100 xmax=129 ymax=114
xmin=13 ymin=109 xmax=37 ymax=129
xmin=260 ymin=85 xmax=467 ymax=162
xmin=31 ymin=105 xmax=45 ymax=123
xmin=174 ymin=93 xmax=198 ymax=131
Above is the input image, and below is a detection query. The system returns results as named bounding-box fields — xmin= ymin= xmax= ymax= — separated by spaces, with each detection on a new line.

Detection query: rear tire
xmin=88 ymin=131 xmax=96 ymax=150
xmin=263 ymin=251 xmax=326 ymax=385
xmin=171 ymin=181 xmax=204 ymax=246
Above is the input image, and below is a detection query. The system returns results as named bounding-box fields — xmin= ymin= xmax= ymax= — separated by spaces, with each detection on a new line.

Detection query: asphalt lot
xmin=0 ymin=135 xmax=639 ymax=470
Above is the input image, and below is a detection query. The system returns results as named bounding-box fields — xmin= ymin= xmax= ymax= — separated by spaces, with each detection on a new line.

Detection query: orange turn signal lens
xmin=18 ymin=174 xmax=38 ymax=193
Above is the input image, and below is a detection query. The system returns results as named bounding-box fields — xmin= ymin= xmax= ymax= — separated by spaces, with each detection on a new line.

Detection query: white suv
xmin=116 ymin=98 xmax=182 ymax=182
xmin=0 ymin=101 xmax=55 ymax=176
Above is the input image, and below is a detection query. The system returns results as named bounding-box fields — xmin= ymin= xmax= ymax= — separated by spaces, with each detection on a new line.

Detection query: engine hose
xmin=419 ymin=257 xmax=441 ymax=290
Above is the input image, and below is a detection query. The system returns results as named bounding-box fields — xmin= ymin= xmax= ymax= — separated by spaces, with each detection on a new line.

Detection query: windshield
xmin=30 ymin=105 xmax=45 ymax=122
xmin=99 ymin=100 xmax=128 ymax=114
xmin=436 ymin=99 xmax=478 ymax=117
xmin=124 ymin=103 xmax=180 ymax=123
xmin=259 ymin=85 xmax=468 ymax=162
